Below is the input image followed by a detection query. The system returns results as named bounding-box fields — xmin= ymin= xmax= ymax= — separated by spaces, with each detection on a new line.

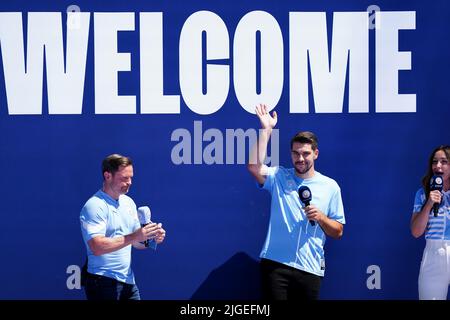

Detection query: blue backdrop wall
xmin=0 ymin=0 xmax=448 ymax=299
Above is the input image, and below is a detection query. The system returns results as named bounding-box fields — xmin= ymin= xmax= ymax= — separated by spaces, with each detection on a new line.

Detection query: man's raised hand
xmin=255 ymin=104 xmax=277 ymax=129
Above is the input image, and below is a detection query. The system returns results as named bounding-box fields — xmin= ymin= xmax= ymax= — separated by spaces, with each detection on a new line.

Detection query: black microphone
xmin=298 ymin=186 xmax=315 ymax=226
xmin=430 ymin=175 xmax=443 ymax=217
xmin=137 ymin=206 xmax=152 ymax=247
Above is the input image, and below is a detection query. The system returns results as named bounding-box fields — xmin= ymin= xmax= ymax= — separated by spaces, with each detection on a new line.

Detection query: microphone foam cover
xmin=137 ymin=206 xmax=152 ymax=224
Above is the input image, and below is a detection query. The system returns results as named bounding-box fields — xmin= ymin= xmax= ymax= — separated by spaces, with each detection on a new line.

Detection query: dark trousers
xmin=260 ymin=258 xmax=322 ymax=300
xmin=84 ymin=273 xmax=141 ymax=300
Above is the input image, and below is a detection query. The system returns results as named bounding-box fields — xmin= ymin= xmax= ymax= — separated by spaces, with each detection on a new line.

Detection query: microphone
xmin=137 ymin=206 xmax=152 ymax=247
xmin=298 ymin=186 xmax=315 ymax=226
xmin=430 ymin=175 xmax=443 ymax=217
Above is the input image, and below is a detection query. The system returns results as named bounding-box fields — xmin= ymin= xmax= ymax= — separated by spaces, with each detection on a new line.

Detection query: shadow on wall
xmin=191 ymin=252 xmax=261 ymax=300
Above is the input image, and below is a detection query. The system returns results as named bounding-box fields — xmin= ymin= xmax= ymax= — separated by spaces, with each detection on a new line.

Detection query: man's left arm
xmin=132 ymin=226 xmax=166 ymax=249
xmin=317 ymin=215 xmax=343 ymax=239
xmin=305 ymin=206 xmax=343 ymax=239
xmin=305 ymin=186 xmax=345 ymax=239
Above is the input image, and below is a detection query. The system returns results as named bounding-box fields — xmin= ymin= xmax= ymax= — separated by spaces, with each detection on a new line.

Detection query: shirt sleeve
xmin=259 ymin=166 xmax=279 ymax=192
xmin=80 ymin=200 xmax=108 ymax=242
xmin=328 ymin=186 xmax=346 ymax=224
xmin=413 ymin=188 xmax=426 ymax=213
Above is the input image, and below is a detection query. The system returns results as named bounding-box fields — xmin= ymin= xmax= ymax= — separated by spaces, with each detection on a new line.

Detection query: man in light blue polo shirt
xmin=247 ymin=104 xmax=345 ymax=300
xmin=80 ymin=154 xmax=166 ymax=300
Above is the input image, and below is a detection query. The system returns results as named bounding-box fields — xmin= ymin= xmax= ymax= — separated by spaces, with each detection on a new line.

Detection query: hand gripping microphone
xmin=298 ymin=186 xmax=315 ymax=226
xmin=137 ymin=206 xmax=152 ymax=247
xmin=430 ymin=175 xmax=443 ymax=217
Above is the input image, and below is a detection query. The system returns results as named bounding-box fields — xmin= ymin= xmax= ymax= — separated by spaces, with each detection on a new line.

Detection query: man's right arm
xmin=247 ymin=104 xmax=277 ymax=185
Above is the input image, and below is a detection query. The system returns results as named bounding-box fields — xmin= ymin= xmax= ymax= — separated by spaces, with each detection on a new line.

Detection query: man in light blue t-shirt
xmin=80 ymin=154 xmax=166 ymax=300
xmin=247 ymin=104 xmax=345 ymax=300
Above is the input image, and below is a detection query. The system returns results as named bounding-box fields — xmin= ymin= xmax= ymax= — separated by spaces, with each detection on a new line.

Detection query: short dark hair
xmin=102 ymin=154 xmax=133 ymax=178
xmin=290 ymin=131 xmax=318 ymax=150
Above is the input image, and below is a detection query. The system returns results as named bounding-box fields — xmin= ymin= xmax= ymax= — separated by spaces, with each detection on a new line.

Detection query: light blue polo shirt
xmin=80 ymin=189 xmax=140 ymax=284
xmin=413 ymin=188 xmax=450 ymax=240
xmin=259 ymin=166 xmax=345 ymax=277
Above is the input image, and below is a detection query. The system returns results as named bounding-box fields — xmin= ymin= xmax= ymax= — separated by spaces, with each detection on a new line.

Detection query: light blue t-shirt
xmin=259 ymin=166 xmax=345 ymax=277
xmin=80 ymin=189 xmax=140 ymax=284
xmin=413 ymin=188 xmax=450 ymax=240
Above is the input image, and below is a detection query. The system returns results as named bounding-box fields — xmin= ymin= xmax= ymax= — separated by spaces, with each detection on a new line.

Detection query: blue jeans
xmin=85 ymin=273 xmax=141 ymax=300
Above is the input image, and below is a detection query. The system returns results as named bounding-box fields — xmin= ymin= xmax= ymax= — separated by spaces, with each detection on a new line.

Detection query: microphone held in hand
xmin=137 ymin=206 xmax=152 ymax=247
xmin=298 ymin=186 xmax=315 ymax=226
xmin=430 ymin=175 xmax=443 ymax=217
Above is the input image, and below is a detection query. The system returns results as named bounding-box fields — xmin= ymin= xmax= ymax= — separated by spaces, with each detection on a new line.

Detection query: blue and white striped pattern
xmin=413 ymin=188 xmax=450 ymax=240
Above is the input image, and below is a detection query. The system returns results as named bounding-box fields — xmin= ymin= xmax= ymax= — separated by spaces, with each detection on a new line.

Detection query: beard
xmin=120 ymin=185 xmax=130 ymax=194
xmin=294 ymin=161 xmax=312 ymax=175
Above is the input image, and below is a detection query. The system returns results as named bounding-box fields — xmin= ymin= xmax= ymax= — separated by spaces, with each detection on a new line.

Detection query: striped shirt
xmin=413 ymin=188 xmax=450 ymax=240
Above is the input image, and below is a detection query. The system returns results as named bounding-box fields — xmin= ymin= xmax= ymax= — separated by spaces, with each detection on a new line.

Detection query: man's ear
xmin=314 ymin=148 xmax=319 ymax=160
xmin=104 ymin=171 xmax=111 ymax=181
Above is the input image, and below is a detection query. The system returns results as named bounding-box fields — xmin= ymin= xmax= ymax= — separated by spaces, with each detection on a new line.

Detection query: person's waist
xmin=425 ymin=239 xmax=450 ymax=247
xmin=86 ymin=272 xmax=130 ymax=284
xmin=87 ymin=250 xmax=131 ymax=267
xmin=86 ymin=272 xmax=116 ymax=281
